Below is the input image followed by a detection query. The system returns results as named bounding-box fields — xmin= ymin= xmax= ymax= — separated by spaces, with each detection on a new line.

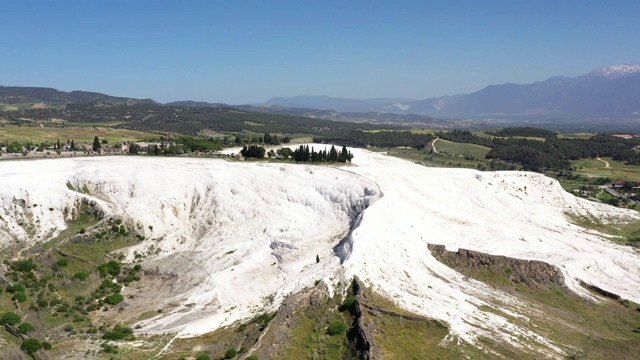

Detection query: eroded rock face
xmin=428 ymin=244 xmax=566 ymax=289
xmin=250 ymin=283 xmax=331 ymax=359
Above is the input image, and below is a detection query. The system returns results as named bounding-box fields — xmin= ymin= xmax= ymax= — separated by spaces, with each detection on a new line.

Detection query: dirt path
xmin=431 ymin=137 xmax=440 ymax=154
xmin=596 ymin=157 xmax=610 ymax=168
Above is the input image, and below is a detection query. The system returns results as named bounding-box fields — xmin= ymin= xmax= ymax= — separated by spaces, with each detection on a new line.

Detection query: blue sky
xmin=1 ymin=1 xmax=639 ymax=104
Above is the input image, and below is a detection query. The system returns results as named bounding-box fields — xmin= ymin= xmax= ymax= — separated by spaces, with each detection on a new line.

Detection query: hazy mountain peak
xmin=588 ymin=63 xmax=640 ymax=79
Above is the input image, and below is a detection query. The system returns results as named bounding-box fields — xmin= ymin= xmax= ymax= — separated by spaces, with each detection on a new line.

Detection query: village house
xmin=613 ymin=180 xmax=626 ymax=188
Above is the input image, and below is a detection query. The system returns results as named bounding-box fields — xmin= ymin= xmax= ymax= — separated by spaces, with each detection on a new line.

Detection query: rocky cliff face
xmin=428 ymin=244 xmax=566 ymax=290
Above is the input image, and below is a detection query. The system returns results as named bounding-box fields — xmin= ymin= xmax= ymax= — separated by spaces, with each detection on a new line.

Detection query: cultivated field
xmin=432 ymin=138 xmax=491 ymax=158
xmin=572 ymin=156 xmax=640 ymax=181
xmin=0 ymin=125 xmax=155 ymax=144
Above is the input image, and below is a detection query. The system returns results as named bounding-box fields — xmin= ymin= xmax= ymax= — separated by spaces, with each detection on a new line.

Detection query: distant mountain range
xmin=165 ymin=100 xmax=227 ymax=108
xmin=0 ymin=86 xmax=157 ymax=105
xmin=263 ymin=64 xmax=640 ymax=117
xmin=3 ymin=63 xmax=640 ymax=119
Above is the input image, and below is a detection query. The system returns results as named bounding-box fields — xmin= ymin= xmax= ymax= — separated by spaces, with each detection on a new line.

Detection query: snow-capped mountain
xmin=587 ymin=63 xmax=640 ymax=79
xmin=264 ymin=64 xmax=640 ymax=117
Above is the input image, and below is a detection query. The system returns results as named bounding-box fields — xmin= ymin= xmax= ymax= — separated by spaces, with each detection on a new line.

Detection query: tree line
xmin=241 ymin=144 xmax=353 ymax=163
xmin=316 ymin=127 xmax=640 ymax=172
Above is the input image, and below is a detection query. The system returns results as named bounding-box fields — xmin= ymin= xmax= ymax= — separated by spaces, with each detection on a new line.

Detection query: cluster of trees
xmin=484 ymin=127 xmax=558 ymax=139
xmin=240 ymin=144 xmax=266 ymax=159
xmin=239 ymin=144 xmax=354 ymax=163
xmin=318 ymin=127 xmax=640 ymax=172
xmin=0 ymin=138 xmax=109 ymax=153
xmin=292 ymin=145 xmax=353 ymax=163
xmin=436 ymin=129 xmax=640 ymax=171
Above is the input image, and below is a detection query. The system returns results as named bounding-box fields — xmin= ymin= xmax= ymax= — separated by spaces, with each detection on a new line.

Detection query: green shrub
xmin=73 ymin=271 xmax=90 ymax=281
xmin=12 ymin=292 xmax=28 ymax=302
xmin=0 ymin=311 xmax=21 ymax=325
xmin=255 ymin=313 xmax=273 ymax=330
xmin=195 ymin=355 xmax=211 ymax=360
xmin=42 ymin=341 xmax=53 ymax=350
xmin=6 ymin=283 xmax=25 ymax=293
xmin=101 ymin=342 xmax=118 ymax=353
xmin=56 ymin=258 xmax=69 ymax=267
xmin=37 ymin=298 xmax=49 ymax=308
xmin=224 ymin=348 xmax=237 ymax=359
xmin=98 ymin=261 xmax=121 ymax=277
xmin=246 ymin=356 xmax=259 ymax=360
xmin=105 ymin=293 xmax=124 ymax=305
xmin=327 ymin=320 xmax=347 ymax=335
xmin=18 ymin=322 xmax=34 ymax=334
xmin=21 ymin=338 xmax=42 ymax=354
xmin=340 ymin=296 xmax=357 ymax=312
xmin=102 ymin=324 xmax=133 ymax=341
xmin=11 ymin=259 xmax=36 ymax=272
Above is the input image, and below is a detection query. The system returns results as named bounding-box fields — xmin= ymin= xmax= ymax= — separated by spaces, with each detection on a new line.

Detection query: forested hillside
xmin=320 ymin=128 xmax=640 ymax=172
xmin=0 ymin=102 xmax=397 ymax=136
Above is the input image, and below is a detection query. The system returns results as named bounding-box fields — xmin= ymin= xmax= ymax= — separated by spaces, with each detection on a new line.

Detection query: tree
xmin=7 ymin=141 xmax=22 ymax=153
xmin=21 ymin=338 xmax=42 ymax=355
xmin=241 ymin=145 xmax=266 ymax=159
xmin=93 ymin=136 xmax=101 ymax=152
xmin=0 ymin=311 xmax=21 ymax=325
xmin=277 ymin=148 xmax=293 ymax=159
xmin=316 ymin=254 xmax=320 ymax=263
xmin=339 ymin=146 xmax=353 ymax=163
xmin=70 ymin=139 xmax=75 ymax=151
xmin=18 ymin=322 xmax=34 ymax=334
xmin=329 ymin=145 xmax=338 ymax=162
xmin=56 ymin=139 xmax=61 ymax=150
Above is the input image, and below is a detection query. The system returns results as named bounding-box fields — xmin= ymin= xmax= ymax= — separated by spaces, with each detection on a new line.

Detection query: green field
xmin=0 ymin=125 xmax=155 ymax=144
xmin=572 ymin=157 xmax=640 ymax=181
xmin=558 ymin=133 xmax=595 ymax=139
xmin=364 ymin=129 xmax=439 ymax=135
xmin=433 ymin=139 xmax=491 ymax=158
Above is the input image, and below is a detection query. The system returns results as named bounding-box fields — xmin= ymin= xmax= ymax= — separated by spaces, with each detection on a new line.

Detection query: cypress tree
xmin=329 ymin=145 xmax=338 ymax=162
xmin=93 ymin=136 xmax=101 ymax=152
xmin=339 ymin=146 xmax=349 ymax=163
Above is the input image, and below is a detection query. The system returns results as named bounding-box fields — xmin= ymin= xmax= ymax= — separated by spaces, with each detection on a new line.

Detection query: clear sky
xmin=1 ymin=0 xmax=639 ymax=104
